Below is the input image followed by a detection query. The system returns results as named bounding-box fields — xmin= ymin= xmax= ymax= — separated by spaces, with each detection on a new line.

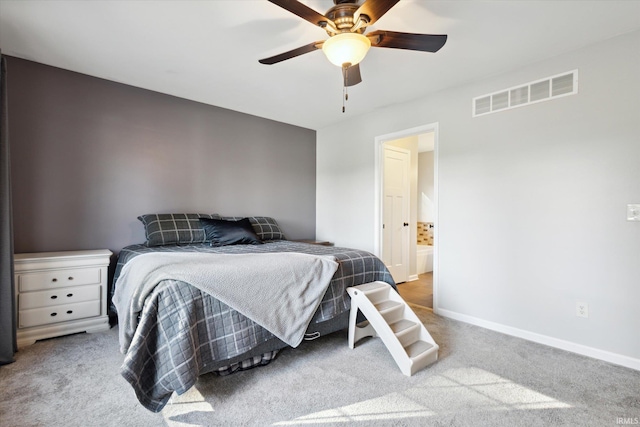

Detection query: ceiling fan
xmin=259 ymin=0 xmax=448 ymax=94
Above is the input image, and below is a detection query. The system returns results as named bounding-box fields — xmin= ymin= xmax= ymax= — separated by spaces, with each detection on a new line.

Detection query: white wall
xmin=317 ymin=30 xmax=640 ymax=367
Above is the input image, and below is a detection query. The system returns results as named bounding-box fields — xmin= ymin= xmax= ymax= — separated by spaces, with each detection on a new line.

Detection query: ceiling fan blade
xmin=344 ymin=63 xmax=362 ymax=87
xmin=267 ymin=0 xmax=333 ymax=28
xmin=367 ymin=30 xmax=447 ymax=53
xmin=354 ymin=0 xmax=400 ymax=26
xmin=259 ymin=41 xmax=323 ymax=65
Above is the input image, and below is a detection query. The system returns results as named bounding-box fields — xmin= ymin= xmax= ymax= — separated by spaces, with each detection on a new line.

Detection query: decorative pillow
xmin=138 ymin=213 xmax=220 ymax=247
xmin=221 ymin=216 xmax=286 ymax=241
xmin=199 ymin=217 xmax=263 ymax=246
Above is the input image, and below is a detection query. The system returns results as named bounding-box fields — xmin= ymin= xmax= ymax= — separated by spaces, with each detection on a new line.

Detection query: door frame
xmin=374 ymin=122 xmax=440 ymax=310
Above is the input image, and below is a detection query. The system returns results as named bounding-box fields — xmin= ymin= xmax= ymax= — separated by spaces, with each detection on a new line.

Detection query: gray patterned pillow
xmin=138 ymin=213 xmax=220 ymax=246
xmin=221 ymin=216 xmax=286 ymax=241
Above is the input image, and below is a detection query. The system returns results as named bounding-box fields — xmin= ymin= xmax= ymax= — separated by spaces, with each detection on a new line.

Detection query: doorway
xmin=374 ymin=123 xmax=439 ymax=311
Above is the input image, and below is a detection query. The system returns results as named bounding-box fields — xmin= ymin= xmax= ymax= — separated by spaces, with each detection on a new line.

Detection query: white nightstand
xmin=14 ymin=249 xmax=112 ymax=347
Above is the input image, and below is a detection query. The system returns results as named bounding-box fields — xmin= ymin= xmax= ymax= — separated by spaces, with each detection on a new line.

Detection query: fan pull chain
xmin=342 ymin=64 xmax=350 ymax=113
xmin=343 ymin=85 xmax=348 ymax=113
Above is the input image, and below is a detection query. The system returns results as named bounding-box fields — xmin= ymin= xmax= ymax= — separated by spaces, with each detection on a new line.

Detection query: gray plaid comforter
xmin=112 ymin=240 xmax=394 ymax=412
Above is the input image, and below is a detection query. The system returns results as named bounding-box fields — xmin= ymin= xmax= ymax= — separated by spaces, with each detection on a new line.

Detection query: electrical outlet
xmin=576 ymin=301 xmax=589 ymax=318
xmin=628 ymin=204 xmax=640 ymax=221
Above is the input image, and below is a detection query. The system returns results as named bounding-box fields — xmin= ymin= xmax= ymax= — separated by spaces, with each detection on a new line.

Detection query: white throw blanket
xmin=113 ymin=252 xmax=339 ymax=353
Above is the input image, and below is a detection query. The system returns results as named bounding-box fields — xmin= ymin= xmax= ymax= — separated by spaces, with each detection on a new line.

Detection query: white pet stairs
xmin=347 ymin=281 xmax=439 ymax=376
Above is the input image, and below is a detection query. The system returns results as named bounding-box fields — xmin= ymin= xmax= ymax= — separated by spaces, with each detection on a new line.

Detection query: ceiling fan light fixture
xmin=322 ymin=32 xmax=371 ymax=67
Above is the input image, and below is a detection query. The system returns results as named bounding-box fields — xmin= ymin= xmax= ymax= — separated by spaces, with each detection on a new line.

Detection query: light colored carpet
xmin=1 ymin=305 xmax=639 ymax=426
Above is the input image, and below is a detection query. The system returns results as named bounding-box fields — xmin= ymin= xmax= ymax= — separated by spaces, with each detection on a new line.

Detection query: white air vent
xmin=473 ymin=70 xmax=578 ymax=117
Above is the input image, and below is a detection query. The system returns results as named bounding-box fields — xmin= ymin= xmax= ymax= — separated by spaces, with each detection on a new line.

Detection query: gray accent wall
xmin=8 ymin=57 xmax=317 ymax=254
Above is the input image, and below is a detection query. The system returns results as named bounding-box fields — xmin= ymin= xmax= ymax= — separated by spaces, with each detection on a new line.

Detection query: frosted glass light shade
xmin=322 ymin=33 xmax=371 ymax=67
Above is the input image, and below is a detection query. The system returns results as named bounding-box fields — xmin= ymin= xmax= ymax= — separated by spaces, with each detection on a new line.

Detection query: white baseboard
xmin=436 ymin=308 xmax=640 ymax=372
xmin=408 ymin=274 xmax=419 ymax=282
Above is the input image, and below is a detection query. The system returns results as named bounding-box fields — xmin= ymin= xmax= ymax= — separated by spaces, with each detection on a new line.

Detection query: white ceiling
xmin=1 ymin=1 xmax=639 ymax=130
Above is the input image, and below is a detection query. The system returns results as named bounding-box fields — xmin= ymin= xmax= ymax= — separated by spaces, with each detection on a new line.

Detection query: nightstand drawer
xmin=18 ymin=267 xmax=102 ymax=292
xmin=19 ymin=284 xmax=101 ymax=310
xmin=19 ymin=300 xmax=101 ymax=328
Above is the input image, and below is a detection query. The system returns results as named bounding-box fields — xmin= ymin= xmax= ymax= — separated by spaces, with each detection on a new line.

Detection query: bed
xmin=111 ymin=214 xmax=395 ymax=412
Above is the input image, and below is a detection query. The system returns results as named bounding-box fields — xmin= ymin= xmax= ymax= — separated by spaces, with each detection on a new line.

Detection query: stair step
xmin=389 ymin=319 xmax=417 ymax=334
xmin=374 ymin=300 xmax=403 ymax=313
xmin=352 ymin=282 xmax=389 ymax=304
xmin=354 ymin=281 xmax=388 ymax=293
xmin=404 ymin=340 xmax=435 ymax=359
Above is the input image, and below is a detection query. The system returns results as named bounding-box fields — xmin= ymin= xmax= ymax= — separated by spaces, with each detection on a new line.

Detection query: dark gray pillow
xmin=138 ymin=213 xmax=220 ymax=246
xmin=199 ymin=217 xmax=263 ymax=246
xmin=221 ymin=216 xmax=286 ymax=241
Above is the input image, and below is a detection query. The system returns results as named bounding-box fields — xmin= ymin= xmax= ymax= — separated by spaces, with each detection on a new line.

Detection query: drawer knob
xmin=50 ymin=295 xmax=58 ymax=299
xmin=67 ymin=293 xmax=73 ymax=298
xmin=50 ymin=312 xmax=57 ymax=317
xmin=52 ymin=278 xmax=58 ymax=282
xmin=66 ymin=310 xmax=73 ymax=314
xmin=68 ymin=277 xmax=74 ymax=281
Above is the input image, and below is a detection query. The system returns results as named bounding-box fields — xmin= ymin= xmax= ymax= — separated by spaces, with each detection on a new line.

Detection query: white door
xmin=382 ymin=146 xmax=410 ymax=283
